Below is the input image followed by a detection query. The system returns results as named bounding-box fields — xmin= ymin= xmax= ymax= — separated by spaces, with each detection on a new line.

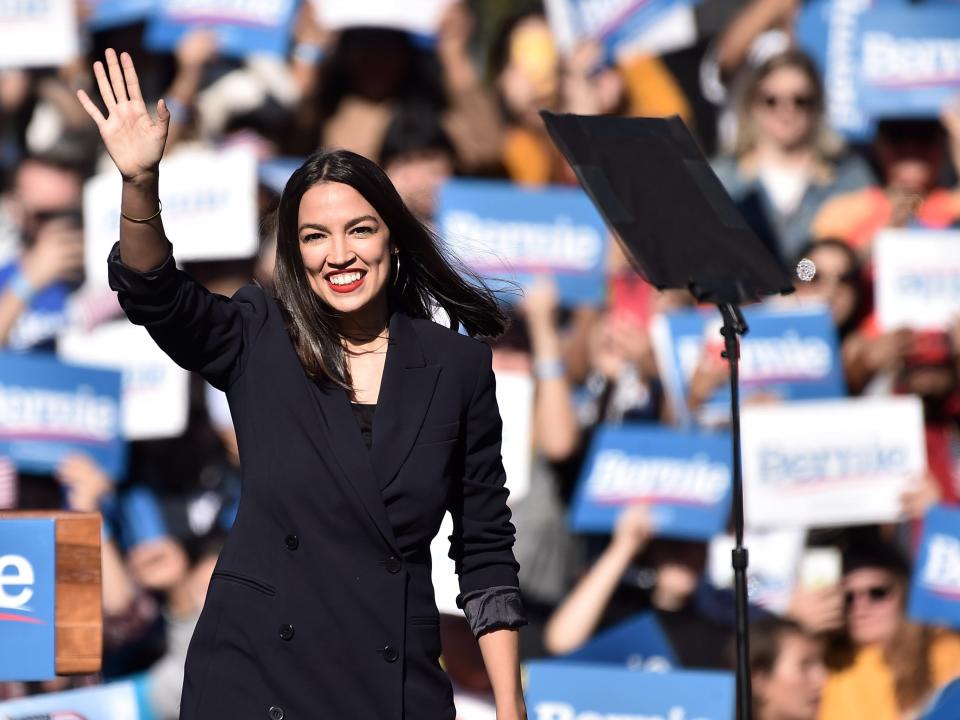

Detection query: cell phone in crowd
xmin=799 ymin=547 xmax=842 ymax=589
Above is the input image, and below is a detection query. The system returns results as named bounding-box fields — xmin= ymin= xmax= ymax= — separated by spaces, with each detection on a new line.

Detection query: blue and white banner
xmin=875 ymin=230 xmax=960 ymax=332
xmin=651 ymin=303 xmax=846 ymax=427
xmin=0 ymin=352 xmax=126 ymax=480
xmin=145 ymin=0 xmax=297 ymax=58
xmin=570 ymin=426 xmax=731 ymax=540
xmin=741 ymin=396 xmax=926 ymax=529
xmin=909 ymin=505 xmax=960 ymax=630
xmin=563 ymin=613 xmax=678 ymax=671
xmin=0 ymin=0 xmax=79 ymax=69
xmin=82 ymin=0 xmax=157 ymax=30
xmin=923 ymin=678 xmax=960 ymax=720
xmin=525 ymin=661 xmax=734 ymax=720
xmin=0 ymin=518 xmax=56 ymax=680
xmin=857 ymin=7 xmax=960 ymax=119
xmin=0 ymin=679 xmax=147 ymax=718
xmin=438 ymin=179 xmax=609 ymax=306
xmin=797 ymin=0 xmax=960 ymax=135
xmin=546 ymin=0 xmax=696 ymax=61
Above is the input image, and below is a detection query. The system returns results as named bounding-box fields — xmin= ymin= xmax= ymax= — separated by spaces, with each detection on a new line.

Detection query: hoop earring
xmin=391 ymin=251 xmax=400 ymax=287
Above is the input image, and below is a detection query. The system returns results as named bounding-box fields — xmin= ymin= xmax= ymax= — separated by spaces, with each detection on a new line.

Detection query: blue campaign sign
xmin=438 ymin=179 xmax=609 ymax=306
xmin=857 ymin=8 xmax=960 ymax=119
xmin=0 ymin=352 xmax=126 ymax=480
xmin=119 ymin=486 xmax=169 ymax=549
xmin=83 ymin=0 xmax=157 ymax=30
xmin=145 ymin=0 xmax=298 ymax=58
xmin=0 ymin=678 xmax=146 ymax=718
xmin=559 ymin=0 xmax=691 ymax=62
xmin=570 ymin=425 xmax=732 ymax=540
xmin=653 ymin=304 xmax=846 ymax=426
xmin=908 ymin=505 xmax=960 ymax=630
xmin=922 ymin=678 xmax=960 ymax=720
xmin=0 ymin=519 xmax=56 ymax=680
xmin=563 ymin=612 xmax=678 ymax=671
xmin=525 ymin=661 xmax=734 ymax=720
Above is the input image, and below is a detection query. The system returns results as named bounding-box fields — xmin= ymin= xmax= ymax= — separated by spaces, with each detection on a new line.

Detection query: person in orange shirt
xmin=818 ymin=542 xmax=960 ymax=720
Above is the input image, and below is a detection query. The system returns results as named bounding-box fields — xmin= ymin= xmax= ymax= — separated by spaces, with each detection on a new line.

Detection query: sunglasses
xmin=759 ymin=93 xmax=815 ymax=111
xmin=844 ymin=584 xmax=895 ymax=608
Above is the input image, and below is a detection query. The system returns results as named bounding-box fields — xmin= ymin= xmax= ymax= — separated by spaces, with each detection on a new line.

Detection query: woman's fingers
xmin=92 ymin=60 xmax=116 ymax=108
xmin=105 ymin=48 xmax=128 ymax=104
xmin=119 ymin=51 xmax=143 ymax=102
xmin=75 ymin=88 xmax=106 ymax=127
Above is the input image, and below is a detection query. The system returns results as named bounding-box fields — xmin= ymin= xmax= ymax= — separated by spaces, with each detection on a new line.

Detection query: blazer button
xmin=384 ymin=556 xmax=401 ymax=574
xmin=268 ymin=706 xmax=284 ymax=720
xmin=284 ymin=534 xmax=299 ymax=550
xmin=279 ymin=624 xmax=295 ymax=641
xmin=383 ymin=644 xmax=399 ymax=663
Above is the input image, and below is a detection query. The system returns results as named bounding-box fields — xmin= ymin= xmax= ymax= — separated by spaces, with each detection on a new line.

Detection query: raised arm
xmin=76 ymin=48 xmax=170 ymax=272
xmin=77 ymin=49 xmax=267 ymax=391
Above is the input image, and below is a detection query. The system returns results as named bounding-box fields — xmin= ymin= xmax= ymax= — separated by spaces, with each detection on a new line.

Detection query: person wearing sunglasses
xmin=819 ymin=541 xmax=960 ymax=720
xmin=712 ymin=49 xmax=874 ymax=267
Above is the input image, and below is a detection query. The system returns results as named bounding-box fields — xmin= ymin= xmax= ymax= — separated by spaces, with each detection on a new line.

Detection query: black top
xmin=350 ymin=402 xmax=376 ymax=450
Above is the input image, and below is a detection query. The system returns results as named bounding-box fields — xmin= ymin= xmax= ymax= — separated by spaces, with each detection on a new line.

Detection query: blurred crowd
xmin=1 ymin=1 xmax=960 ymax=719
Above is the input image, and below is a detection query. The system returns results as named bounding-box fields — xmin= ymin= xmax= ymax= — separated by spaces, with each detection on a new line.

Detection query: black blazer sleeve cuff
xmin=107 ymin=240 xmax=179 ymax=309
xmin=458 ymin=585 xmax=527 ymax=639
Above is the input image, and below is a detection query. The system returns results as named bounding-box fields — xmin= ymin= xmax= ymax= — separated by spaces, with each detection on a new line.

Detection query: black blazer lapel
xmin=306 ymin=377 xmax=401 ymax=555
xmin=372 ymin=312 xmax=440 ymax=490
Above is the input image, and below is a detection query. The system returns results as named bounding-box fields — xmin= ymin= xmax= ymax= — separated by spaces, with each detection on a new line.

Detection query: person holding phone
xmin=77 ymin=49 xmax=527 ymax=720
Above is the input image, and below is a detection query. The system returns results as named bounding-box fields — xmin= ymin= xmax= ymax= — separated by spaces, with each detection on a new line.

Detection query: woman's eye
xmin=352 ymin=226 xmax=374 ymax=236
xmin=303 ymin=233 xmax=325 ymax=243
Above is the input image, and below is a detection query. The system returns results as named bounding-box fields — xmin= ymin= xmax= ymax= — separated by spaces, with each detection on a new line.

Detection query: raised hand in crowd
xmin=77 ymin=49 xmax=170 ymax=272
xmin=55 ymin=452 xmax=112 ymax=512
xmin=844 ymin=327 xmax=915 ymax=393
xmin=521 ymin=276 xmax=580 ymax=461
xmin=127 ymin=536 xmax=190 ymax=593
xmin=787 ymin=584 xmax=845 ymax=634
xmin=543 ymin=505 xmax=654 ymax=654
xmin=163 ymin=28 xmax=219 ymax=150
xmin=900 ymin=471 xmax=943 ymax=520
xmin=290 ymin=0 xmax=334 ymax=96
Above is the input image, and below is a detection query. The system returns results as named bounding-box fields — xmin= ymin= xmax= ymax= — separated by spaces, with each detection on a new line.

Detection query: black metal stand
xmin=718 ymin=302 xmax=752 ymax=720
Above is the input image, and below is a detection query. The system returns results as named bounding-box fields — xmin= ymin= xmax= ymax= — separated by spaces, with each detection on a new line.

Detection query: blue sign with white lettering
xmin=564 ymin=612 xmax=678 ymax=670
xmin=0 ymin=678 xmax=147 ymax=718
xmin=83 ymin=0 xmax=157 ymax=30
xmin=145 ymin=0 xmax=298 ymax=58
xmin=438 ymin=179 xmax=609 ymax=306
xmin=908 ymin=505 xmax=960 ymax=630
xmin=0 ymin=352 xmax=126 ymax=480
xmin=796 ymin=1 xmax=960 ymax=134
xmin=654 ymin=304 xmax=845 ymax=426
xmin=558 ymin=0 xmax=691 ymax=62
xmin=571 ymin=426 xmax=732 ymax=539
xmin=0 ymin=519 xmax=56 ymax=680
xmin=525 ymin=661 xmax=734 ymax=720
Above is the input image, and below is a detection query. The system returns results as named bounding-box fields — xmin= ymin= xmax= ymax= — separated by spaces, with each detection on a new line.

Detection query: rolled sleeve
xmin=458 ymin=585 xmax=527 ymax=639
xmin=448 ymin=341 xmax=521 ymax=606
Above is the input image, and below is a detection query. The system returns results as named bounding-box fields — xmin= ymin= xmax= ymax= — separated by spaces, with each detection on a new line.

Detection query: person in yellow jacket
xmin=819 ymin=541 xmax=960 ymax=720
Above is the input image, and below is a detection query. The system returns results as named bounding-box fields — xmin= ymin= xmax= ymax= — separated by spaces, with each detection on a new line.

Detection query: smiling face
xmin=297 ymin=181 xmax=393 ymax=328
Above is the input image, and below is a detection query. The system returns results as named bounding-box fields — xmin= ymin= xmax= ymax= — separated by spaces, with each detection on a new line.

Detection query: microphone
xmin=796 ymin=258 xmax=816 ymax=282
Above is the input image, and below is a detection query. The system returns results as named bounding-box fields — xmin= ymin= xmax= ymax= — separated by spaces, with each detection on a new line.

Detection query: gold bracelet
xmin=120 ymin=200 xmax=163 ymax=223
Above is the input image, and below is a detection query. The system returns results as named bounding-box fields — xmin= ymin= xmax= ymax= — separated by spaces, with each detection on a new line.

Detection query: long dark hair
xmin=273 ymin=149 xmax=508 ymax=389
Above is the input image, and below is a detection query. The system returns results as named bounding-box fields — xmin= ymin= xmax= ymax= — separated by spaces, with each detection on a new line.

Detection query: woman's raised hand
xmin=76 ymin=49 xmax=169 ymax=183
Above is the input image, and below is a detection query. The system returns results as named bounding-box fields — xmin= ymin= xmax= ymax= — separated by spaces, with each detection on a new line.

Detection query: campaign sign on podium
xmin=524 ymin=661 xmax=734 ymax=720
xmin=909 ymin=505 xmax=960 ymax=631
xmin=437 ymin=179 xmax=609 ymax=306
xmin=570 ymin=426 xmax=732 ymax=540
xmin=0 ymin=353 xmax=125 ymax=480
xmin=145 ymin=0 xmax=298 ymax=57
xmin=0 ymin=519 xmax=56 ymax=680
xmin=562 ymin=613 xmax=678 ymax=671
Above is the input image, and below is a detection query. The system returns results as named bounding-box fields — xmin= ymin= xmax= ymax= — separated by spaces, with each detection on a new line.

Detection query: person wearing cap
xmin=818 ymin=540 xmax=960 ymax=720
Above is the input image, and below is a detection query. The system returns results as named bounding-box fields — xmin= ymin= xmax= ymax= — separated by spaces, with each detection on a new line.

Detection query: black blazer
xmin=107 ymin=242 xmax=521 ymax=720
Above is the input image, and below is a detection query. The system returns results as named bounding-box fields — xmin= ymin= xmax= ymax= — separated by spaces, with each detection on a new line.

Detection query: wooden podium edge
xmin=0 ymin=511 xmax=103 ymax=675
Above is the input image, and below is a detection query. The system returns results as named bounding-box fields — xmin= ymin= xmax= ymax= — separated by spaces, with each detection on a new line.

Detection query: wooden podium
xmin=0 ymin=511 xmax=102 ymax=675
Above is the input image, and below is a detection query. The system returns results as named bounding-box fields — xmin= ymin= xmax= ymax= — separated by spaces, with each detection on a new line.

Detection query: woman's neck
xmin=754 ymin=139 xmax=815 ymax=169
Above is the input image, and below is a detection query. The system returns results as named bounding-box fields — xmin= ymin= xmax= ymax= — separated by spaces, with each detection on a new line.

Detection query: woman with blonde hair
xmin=712 ymin=49 xmax=873 ymax=264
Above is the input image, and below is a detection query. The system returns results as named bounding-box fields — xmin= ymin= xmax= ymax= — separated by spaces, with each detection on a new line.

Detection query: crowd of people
xmin=1 ymin=1 xmax=959 ymax=718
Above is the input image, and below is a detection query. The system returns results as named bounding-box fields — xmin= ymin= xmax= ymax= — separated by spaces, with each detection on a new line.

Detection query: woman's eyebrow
xmin=298 ymin=222 xmax=329 ymax=233
xmin=345 ymin=215 xmax=378 ymax=229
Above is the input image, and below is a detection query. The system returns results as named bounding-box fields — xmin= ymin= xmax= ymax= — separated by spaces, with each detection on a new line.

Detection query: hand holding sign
xmin=76 ymin=49 xmax=169 ymax=184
